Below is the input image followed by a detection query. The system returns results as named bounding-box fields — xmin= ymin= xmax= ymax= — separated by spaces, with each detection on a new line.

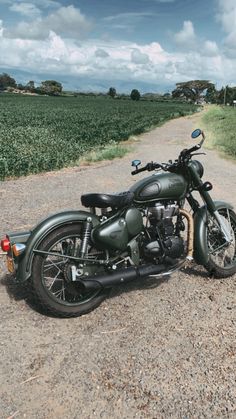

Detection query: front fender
xmin=194 ymin=200 xmax=234 ymax=265
xmin=16 ymin=210 xmax=100 ymax=282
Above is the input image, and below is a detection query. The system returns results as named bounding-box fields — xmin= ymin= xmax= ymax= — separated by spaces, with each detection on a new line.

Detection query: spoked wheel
xmin=205 ymin=208 xmax=236 ymax=278
xmin=31 ymin=223 xmax=110 ymax=317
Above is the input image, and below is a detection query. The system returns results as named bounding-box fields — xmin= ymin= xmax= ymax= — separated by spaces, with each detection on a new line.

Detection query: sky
xmin=0 ymin=0 xmax=236 ymax=92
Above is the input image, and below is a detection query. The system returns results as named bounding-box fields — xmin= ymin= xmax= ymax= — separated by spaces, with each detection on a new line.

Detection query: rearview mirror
xmin=132 ymin=159 xmax=141 ymax=167
xmin=191 ymin=129 xmax=202 ymax=139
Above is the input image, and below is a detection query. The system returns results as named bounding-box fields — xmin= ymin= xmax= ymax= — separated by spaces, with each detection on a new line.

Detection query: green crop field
xmin=0 ymin=94 xmax=197 ymax=180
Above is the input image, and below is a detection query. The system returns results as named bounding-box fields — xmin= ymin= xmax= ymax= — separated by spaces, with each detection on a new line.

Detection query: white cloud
xmin=95 ymin=48 xmax=110 ymax=58
xmin=0 ymin=20 xmax=4 ymax=37
xmin=203 ymin=40 xmax=219 ymax=57
xmin=131 ymin=48 xmax=150 ymax=64
xmin=5 ymin=5 xmax=92 ymax=40
xmin=5 ymin=0 xmax=60 ymax=8
xmin=103 ymin=12 xmax=158 ymax=31
xmin=10 ymin=3 xmax=41 ymax=18
xmin=32 ymin=0 xmax=60 ymax=7
xmin=104 ymin=12 xmax=156 ymax=22
xmin=217 ymin=0 xmax=236 ymax=57
xmin=174 ymin=21 xmax=196 ymax=47
xmin=0 ymin=25 xmax=233 ymax=92
xmin=218 ymin=0 xmax=236 ymax=32
xmin=173 ymin=21 xmax=221 ymax=60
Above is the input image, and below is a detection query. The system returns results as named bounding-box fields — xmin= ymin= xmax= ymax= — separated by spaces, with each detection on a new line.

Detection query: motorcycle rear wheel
xmin=31 ymin=223 xmax=110 ymax=317
xmin=205 ymin=208 xmax=236 ymax=278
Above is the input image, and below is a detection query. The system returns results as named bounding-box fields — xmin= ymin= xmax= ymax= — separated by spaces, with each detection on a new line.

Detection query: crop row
xmin=0 ymin=94 xmax=197 ymax=179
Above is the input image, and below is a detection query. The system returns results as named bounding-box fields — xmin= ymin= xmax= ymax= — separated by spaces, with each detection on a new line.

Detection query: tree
xmin=216 ymin=85 xmax=236 ymax=105
xmin=39 ymin=80 xmax=63 ymax=96
xmin=17 ymin=83 xmax=25 ymax=91
xmin=26 ymin=80 xmax=35 ymax=93
xmin=0 ymin=73 xmax=16 ymax=90
xmin=227 ymin=86 xmax=236 ymax=105
xmin=130 ymin=89 xmax=141 ymax=101
xmin=205 ymin=85 xmax=218 ymax=103
xmin=172 ymin=80 xmax=215 ymax=103
xmin=108 ymin=87 xmax=116 ymax=98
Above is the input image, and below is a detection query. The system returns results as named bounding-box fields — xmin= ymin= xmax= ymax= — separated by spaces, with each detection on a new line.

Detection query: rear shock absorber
xmin=79 ymin=217 xmax=93 ymax=258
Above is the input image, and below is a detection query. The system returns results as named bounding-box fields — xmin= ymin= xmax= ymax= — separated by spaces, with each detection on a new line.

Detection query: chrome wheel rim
xmin=208 ymin=210 xmax=236 ymax=269
xmin=41 ymin=234 xmax=103 ymax=306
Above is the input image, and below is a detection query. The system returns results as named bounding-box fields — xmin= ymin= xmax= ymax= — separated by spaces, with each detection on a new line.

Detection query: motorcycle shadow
xmin=1 ymin=265 xmax=210 ymax=317
xmin=1 ymin=272 xmax=171 ymax=317
xmin=108 ymin=274 xmax=170 ymax=299
xmin=180 ymin=264 xmax=211 ymax=278
xmin=1 ymin=273 xmax=30 ymax=301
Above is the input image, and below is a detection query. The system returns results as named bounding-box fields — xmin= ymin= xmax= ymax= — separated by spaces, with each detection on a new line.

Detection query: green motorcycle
xmin=1 ymin=129 xmax=236 ymax=317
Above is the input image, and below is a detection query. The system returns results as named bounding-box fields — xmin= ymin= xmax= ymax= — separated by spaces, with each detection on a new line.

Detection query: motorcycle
xmin=1 ymin=129 xmax=236 ymax=317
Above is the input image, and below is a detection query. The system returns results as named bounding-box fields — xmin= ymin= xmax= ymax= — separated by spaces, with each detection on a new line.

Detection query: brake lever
xmin=191 ymin=152 xmax=206 ymax=156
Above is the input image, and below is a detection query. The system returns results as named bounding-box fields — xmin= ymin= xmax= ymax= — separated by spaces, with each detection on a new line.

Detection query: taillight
xmin=1 ymin=237 xmax=11 ymax=252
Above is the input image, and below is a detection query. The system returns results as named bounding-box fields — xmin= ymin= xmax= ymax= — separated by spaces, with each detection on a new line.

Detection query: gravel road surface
xmin=0 ymin=113 xmax=236 ymax=419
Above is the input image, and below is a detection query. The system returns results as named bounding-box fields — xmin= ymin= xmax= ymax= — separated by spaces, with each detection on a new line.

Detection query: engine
xmin=144 ymin=203 xmax=185 ymax=260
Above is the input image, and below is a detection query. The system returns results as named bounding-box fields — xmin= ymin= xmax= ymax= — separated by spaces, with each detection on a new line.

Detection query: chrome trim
xmin=13 ymin=243 xmax=26 ymax=255
xmin=214 ymin=210 xmax=232 ymax=243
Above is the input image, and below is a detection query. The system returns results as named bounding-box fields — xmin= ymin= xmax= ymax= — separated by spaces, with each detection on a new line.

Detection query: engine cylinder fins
xmin=148 ymin=203 xmax=179 ymax=222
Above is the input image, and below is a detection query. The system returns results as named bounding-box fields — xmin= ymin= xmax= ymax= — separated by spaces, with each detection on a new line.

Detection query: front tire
xmin=205 ymin=209 xmax=236 ymax=278
xmin=31 ymin=223 xmax=109 ymax=317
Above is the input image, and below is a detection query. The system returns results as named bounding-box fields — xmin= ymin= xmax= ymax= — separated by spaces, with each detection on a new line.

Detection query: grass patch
xmin=201 ymin=105 xmax=236 ymax=158
xmin=81 ymin=142 xmax=130 ymax=163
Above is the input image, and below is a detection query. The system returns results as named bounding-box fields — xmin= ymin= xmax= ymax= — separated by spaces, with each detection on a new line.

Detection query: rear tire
xmin=205 ymin=209 xmax=236 ymax=278
xmin=31 ymin=223 xmax=110 ymax=317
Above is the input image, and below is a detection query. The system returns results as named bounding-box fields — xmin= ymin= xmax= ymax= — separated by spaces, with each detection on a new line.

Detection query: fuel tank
xmin=130 ymin=172 xmax=187 ymax=203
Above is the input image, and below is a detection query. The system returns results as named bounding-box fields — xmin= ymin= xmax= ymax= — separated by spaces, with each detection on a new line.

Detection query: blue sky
xmin=0 ymin=0 xmax=235 ymax=92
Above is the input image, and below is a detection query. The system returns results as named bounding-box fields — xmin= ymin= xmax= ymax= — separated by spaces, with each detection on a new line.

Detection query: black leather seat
xmin=81 ymin=191 xmax=134 ymax=209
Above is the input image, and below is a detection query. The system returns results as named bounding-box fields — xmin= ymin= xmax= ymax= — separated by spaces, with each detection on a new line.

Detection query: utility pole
xmin=223 ymin=85 xmax=227 ymax=106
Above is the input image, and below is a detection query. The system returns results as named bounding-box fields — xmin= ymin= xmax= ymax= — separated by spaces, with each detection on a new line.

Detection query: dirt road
xmin=0 ymin=113 xmax=236 ymax=418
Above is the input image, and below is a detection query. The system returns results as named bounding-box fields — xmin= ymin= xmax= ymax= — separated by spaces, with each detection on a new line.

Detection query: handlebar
xmin=131 ymin=162 xmax=163 ymax=175
xmin=131 ymin=130 xmax=205 ymax=176
xmin=131 ymin=165 xmax=148 ymax=176
xmin=179 ymin=132 xmax=205 ymax=160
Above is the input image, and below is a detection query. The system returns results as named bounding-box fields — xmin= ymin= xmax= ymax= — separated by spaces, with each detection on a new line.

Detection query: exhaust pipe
xmin=79 ymin=263 xmax=166 ymax=291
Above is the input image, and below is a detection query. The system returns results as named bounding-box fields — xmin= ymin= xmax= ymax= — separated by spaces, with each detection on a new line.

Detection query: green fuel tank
xmin=129 ymin=172 xmax=188 ymax=203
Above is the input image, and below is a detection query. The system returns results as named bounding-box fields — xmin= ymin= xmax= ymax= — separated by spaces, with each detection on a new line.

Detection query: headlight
xmin=192 ymin=160 xmax=204 ymax=178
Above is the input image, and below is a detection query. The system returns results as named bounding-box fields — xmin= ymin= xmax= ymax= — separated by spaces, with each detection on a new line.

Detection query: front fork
xmin=188 ymin=163 xmax=232 ymax=243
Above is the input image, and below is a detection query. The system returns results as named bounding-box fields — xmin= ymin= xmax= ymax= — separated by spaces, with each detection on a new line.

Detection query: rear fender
xmin=194 ymin=200 xmax=234 ymax=265
xmin=15 ymin=210 xmax=100 ymax=282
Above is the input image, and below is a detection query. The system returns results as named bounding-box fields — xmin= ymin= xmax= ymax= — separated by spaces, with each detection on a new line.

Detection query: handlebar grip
xmin=188 ymin=144 xmax=201 ymax=154
xmin=131 ymin=161 xmax=161 ymax=175
xmin=131 ymin=166 xmax=147 ymax=175
xmin=181 ymin=144 xmax=200 ymax=157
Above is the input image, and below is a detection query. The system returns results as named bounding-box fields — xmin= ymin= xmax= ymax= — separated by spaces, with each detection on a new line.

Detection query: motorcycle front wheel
xmin=31 ymin=223 xmax=110 ymax=317
xmin=205 ymin=208 xmax=236 ymax=278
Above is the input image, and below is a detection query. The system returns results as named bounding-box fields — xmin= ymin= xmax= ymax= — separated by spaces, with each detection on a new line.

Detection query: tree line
xmin=172 ymin=80 xmax=236 ymax=105
xmin=1 ymin=73 xmax=235 ymax=104
xmin=108 ymin=87 xmax=141 ymax=101
xmin=0 ymin=73 xmax=62 ymax=96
